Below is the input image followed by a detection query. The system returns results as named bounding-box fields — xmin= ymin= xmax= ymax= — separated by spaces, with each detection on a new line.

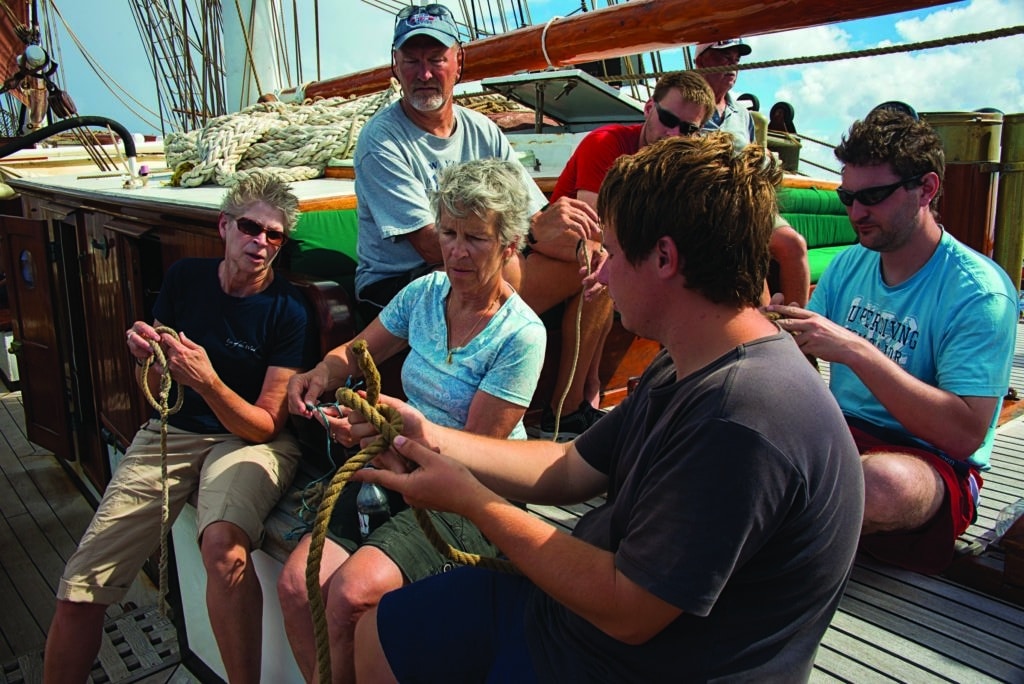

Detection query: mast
xmin=223 ymin=0 xmax=284 ymax=111
xmin=283 ymin=0 xmax=955 ymax=102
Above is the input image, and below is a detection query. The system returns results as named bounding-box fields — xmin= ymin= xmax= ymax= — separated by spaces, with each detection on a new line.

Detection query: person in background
xmin=542 ymin=70 xmax=714 ymax=438
xmin=769 ymin=101 xmax=797 ymax=134
xmin=350 ymin=134 xmax=864 ymax=683
xmin=770 ymin=108 xmax=1017 ymax=574
xmin=696 ymin=39 xmax=811 ymax=306
xmin=44 ymin=174 xmax=313 ymax=684
xmin=354 ymin=2 xmax=610 ymax=435
xmin=279 ymin=158 xmax=545 ymax=684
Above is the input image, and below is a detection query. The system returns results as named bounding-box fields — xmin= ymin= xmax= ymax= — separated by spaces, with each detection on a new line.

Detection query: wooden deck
xmin=0 ymin=386 xmax=192 ymax=683
xmin=3 ymin=330 xmax=1024 ymax=682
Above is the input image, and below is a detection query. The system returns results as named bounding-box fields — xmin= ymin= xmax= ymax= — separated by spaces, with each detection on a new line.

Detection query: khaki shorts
xmin=58 ymin=419 xmax=299 ymax=604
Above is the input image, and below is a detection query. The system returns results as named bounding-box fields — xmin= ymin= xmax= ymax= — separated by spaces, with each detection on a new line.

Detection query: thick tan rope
xmin=138 ymin=326 xmax=184 ymax=616
xmin=164 ymin=82 xmax=399 ymax=188
xmin=305 ymin=340 xmax=517 ymax=684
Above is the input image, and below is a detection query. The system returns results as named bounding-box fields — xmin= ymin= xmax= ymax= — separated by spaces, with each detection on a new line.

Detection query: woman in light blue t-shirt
xmin=278 ymin=158 xmax=546 ymax=683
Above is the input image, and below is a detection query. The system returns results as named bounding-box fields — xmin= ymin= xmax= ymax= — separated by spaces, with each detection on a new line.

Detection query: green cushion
xmin=777 ymin=186 xmax=856 ymax=284
xmin=282 ymin=209 xmax=359 ymax=298
xmin=777 ymin=186 xmax=845 ymax=215
xmin=807 ymin=244 xmax=856 ymax=284
xmin=782 ymin=213 xmax=857 ymax=250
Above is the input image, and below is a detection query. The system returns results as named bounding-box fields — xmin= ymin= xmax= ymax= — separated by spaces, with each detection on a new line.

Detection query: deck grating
xmin=0 ymin=607 xmax=179 ymax=684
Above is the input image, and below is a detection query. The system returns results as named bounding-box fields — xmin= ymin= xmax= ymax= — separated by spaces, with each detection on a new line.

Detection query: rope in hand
xmin=138 ymin=326 xmax=184 ymax=617
xmin=305 ymin=340 xmax=517 ymax=684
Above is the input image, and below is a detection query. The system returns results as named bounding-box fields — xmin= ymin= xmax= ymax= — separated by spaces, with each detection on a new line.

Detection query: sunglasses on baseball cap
xmin=393 ymin=4 xmax=460 ymax=49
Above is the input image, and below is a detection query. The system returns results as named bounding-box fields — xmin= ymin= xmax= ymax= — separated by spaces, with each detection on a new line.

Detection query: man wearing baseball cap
xmin=695 ymin=39 xmax=754 ymax=154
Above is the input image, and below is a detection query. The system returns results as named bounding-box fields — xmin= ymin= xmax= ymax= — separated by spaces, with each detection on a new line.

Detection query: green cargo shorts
xmin=326 ymin=480 xmax=497 ymax=582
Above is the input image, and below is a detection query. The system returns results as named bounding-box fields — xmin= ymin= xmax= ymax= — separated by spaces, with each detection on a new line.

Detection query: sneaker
xmin=534 ymin=401 xmax=607 ymax=442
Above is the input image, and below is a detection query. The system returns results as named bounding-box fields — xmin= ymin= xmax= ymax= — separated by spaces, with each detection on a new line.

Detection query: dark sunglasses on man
xmin=395 ymin=3 xmax=453 ymax=24
xmin=836 ymin=174 xmax=925 ymax=207
xmin=230 ymin=215 xmax=287 ymax=246
xmin=654 ymin=102 xmax=702 ymax=136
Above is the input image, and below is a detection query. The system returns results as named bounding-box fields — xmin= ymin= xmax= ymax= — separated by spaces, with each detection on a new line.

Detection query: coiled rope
xmin=305 ymin=340 xmax=517 ymax=684
xmin=138 ymin=326 xmax=184 ymax=616
xmin=164 ymin=82 xmax=399 ymax=188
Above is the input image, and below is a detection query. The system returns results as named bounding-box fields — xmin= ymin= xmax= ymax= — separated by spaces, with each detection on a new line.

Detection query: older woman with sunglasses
xmin=44 ymin=174 xmax=314 ymax=684
xmin=278 ymin=158 xmax=545 ymax=684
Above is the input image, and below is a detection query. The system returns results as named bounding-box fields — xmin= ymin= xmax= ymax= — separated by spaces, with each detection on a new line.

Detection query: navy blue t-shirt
xmin=152 ymin=258 xmax=312 ymax=434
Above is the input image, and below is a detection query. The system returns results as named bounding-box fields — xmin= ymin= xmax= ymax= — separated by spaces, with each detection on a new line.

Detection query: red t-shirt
xmin=550 ymin=124 xmax=643 ymax=201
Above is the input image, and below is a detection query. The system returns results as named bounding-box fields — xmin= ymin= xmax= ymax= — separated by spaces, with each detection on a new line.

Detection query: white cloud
xmin=737 ymin=0 xmax=1024 ymax=177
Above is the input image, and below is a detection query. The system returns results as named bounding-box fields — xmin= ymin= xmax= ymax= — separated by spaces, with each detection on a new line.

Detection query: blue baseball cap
xmin=393 ymin=4 xmax=461 ymax=49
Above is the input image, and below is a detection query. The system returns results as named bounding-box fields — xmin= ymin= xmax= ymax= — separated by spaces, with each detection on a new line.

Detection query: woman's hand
xmin=287 ymin=363 xmax=332 ymax=417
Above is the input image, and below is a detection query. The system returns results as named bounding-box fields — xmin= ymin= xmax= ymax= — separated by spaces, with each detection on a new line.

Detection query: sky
xmin=43 ymin=0 xmax=1024 ymax=179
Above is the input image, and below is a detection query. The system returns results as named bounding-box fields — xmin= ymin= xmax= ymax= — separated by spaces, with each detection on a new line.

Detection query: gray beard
xmin=409 ymin=92 xmax=445 ymax=112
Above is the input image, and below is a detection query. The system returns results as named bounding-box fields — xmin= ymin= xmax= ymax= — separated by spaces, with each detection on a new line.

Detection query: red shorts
xmin=850 ymin=424 xmax=982 ymax=575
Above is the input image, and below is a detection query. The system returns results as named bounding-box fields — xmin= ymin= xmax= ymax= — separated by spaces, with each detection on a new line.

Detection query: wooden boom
xmin=287 ymin=0 xmax=954 ymax=101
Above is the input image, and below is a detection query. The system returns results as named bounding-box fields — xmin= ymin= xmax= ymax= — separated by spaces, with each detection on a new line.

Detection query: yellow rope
xmin=138 ymin=326 xmax=184 ymax=617
xmin=305 ymin=340 xmax=517 ymax=684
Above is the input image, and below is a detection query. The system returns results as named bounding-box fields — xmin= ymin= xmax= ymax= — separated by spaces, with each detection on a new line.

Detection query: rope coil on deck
xmin=164 ymin=82 xmax=399 ymax=188
xmin=305 ymin=340 xmax=517 ymax=684
xmin=138 ymin=326 xmax=184 ymax=617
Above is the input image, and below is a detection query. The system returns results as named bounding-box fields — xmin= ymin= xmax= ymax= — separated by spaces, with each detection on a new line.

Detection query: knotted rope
xmin=138 ymin=326 xmax=184 ymax=616
xmin=305 ymin=340 xmax=517 ymax=684
xmin=164 ymin=83 xmax=399 ymax=188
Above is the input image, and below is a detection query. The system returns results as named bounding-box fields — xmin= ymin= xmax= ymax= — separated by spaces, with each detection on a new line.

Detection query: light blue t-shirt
xmin=378 ymin=271 xmax=546 ymax=439
xmin=702 ymin=92 xmax=754 ymax=155
xmin=353 ymin=101 xmax=547 ymax=295
xmin=809 ymin=229 xmax=1017 ymax=469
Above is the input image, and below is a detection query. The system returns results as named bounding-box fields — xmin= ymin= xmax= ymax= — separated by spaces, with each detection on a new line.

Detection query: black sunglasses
xmin=232 ymin=215 xmax=287 ymax=246
xmin=836 ymin=174 xmax=925 ymax=207
xmin=396 ymin=3 xmax=453 ymax=24
xmin=654 ymin=102 xmax=702 ymax=136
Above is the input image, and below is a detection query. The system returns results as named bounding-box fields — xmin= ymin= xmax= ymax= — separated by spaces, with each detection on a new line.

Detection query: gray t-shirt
xmin=353 ymin=101 xmax=546 ymax=296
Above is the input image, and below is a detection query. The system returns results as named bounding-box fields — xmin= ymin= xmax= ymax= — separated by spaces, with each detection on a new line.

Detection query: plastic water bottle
xmin=356 ymin=467 xmax=390 ymax=540
xmin=994 ymin=498 xmax=1024 ymax=540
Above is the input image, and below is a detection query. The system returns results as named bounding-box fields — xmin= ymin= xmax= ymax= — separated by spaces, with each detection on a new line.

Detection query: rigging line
xmin=591 ymin=24 xmax=1024 ymax=86
xmin=292 ymin=0 xmax=302 ymax=85
xmin=691 ymin=24 xmax=1024 ymax=76
xmin=0 ymin=1 xmax=23 ymax=33
xmin=314 ymin=0 xmax=321 ymax=81
xmin=232 ymin=0 xmax=264 ymax=99
xmin=799 ymin=157 xmax=841 ymax=177
xmin=46 ymin=1 xmax=162 ymax=122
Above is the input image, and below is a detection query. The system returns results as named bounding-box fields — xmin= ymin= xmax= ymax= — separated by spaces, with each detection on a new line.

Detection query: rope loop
xmin=138 ymin=325 xmax=183 ymax=617
xmin=304 ymin=339 xmax=517 ymax=684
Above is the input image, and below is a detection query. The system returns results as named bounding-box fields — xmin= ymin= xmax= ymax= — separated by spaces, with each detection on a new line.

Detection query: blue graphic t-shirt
xmin=809 ymin=230 xmax=1017 ymax=468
